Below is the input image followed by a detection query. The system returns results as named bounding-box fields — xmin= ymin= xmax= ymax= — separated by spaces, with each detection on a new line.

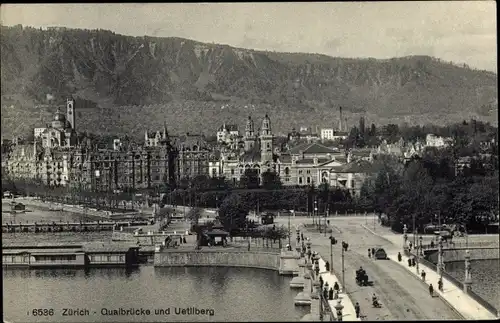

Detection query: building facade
xmin=40 ymin=98 xmax=78 ymax=149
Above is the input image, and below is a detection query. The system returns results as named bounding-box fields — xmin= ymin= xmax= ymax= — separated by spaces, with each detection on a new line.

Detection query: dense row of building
xmin=2 ymin=97 xmax=461 ymax=196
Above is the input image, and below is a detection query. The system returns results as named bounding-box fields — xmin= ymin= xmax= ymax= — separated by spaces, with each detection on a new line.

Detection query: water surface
xmin=3 ymin=266 xmax=309 ymax=322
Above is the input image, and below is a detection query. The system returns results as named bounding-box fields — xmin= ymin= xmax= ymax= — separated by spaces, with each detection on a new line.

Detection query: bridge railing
xmin=420 ymin=241 xmax=498 ymax=250
xmin=405 ymin=249 xmax=499 ymax=317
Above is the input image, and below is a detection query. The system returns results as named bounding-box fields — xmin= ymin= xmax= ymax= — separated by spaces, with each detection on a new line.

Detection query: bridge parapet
xmin=424 ymin=247 xmax=499 ymax=263
xmin=421 ymin=241 xmax=498 ymax=251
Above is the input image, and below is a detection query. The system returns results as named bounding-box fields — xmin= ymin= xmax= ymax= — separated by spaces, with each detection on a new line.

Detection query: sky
xmin=1 ymin=2 xmax=497 ymax=72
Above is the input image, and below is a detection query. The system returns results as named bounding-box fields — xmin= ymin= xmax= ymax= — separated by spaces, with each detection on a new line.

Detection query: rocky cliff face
xmin=1 ymin=25 xmax=497 ymax=138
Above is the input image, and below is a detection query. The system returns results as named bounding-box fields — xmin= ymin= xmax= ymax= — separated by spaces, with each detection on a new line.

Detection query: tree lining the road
xmin=360 ymin=151 xmax=499 ymax=234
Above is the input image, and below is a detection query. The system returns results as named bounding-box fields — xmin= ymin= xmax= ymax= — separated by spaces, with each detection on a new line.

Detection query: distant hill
xmin=1 ymin=24 xmax=497 ymax=139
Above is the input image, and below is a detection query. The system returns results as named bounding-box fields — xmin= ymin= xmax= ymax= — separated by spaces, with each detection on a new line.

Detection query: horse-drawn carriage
xmin=355 ymin=267 xmax=369 ymax=286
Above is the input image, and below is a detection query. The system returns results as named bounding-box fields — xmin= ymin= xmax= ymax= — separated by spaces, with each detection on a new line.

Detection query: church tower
xmin=260 ymin=114 xmax=273 ymax=162
xmin=244 ymin=116 xmax=255 ymax=152
xmin=66 ymin=98 xmax=75 ymax=130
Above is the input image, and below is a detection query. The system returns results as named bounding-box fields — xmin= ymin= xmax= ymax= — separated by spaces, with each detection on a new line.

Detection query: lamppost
xmin=463 ymin=249 xmax=472 ymax=293
xmin=288 ymin=209 xmax=292 ymax=249
xmin=437 ymin=236 xmax=444 ymax=280
xmin=324 ymin=207 xmax=329 ymax=237
xmin=403 ymin=224 xmax=408 ymax=251
xmin=296 ymin=228 xmax=300 ymax=247
xmin=412 ymin=213 xmax=416 ymax=247
xmin=341 ymin=242 xmax=345 ymax=293
xmin=416 ymin=235 xmax=422 ymax=273
xmin=334 ymin=299 xmax=344 ymax=321
xmin=314 ymin=200 xmax=318 ymax=227
xmin=329 ymin=229 xmax=334 ymax=274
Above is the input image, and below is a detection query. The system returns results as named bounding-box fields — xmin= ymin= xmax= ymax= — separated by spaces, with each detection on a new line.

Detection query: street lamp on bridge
xmin=314 ymin=200 xmax=318 ymax=228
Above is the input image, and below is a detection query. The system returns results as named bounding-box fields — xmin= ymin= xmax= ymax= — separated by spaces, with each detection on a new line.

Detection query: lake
xmin=3 ymin=266 xmax=309 ymax=322
xmin=445 ymin=259 xmax=500 ymax=312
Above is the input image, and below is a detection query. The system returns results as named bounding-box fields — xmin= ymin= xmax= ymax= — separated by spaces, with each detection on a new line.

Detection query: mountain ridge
xmin=1 ymin=24 xmax=497 ymax=139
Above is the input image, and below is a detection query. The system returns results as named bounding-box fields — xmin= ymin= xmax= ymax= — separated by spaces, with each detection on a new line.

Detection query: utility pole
xmin=341 ymin=245 xmax=346 ymax=293
xmin=314 ymin=199 xmax=318 ymax=227
xmin=330 ymin=232 xmax=333 ymax=274
xmin=413 ymin=213 xmax=416 ymax=246
xmin=324 ymin=207 xmax=329 ymax=237
xmin=288 ymin=210 xmax=291 ymax=248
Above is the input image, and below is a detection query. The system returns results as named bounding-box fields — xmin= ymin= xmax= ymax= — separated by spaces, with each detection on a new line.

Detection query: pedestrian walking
xmin=368 ymin=249 xmax=371 ymax=258
xmin=438 ymin=278 xmax=443 ymax=291
xmin=397 ymin=252 xmax=402 ymax=262
xmin=354 ymin=302 xmax=360 ymax=318
xmin=345 ymin=242 xmax=349 ymax=251
xmin=333 ymin=281 xmax=340 ymax=292
xmin=301 ymin=233 xmax=304 ymax=241
xmin=409 ymin=242 xmax=413 ymax=250
xmin=421 ymin=270 xmax=426 ymax=282
xmin=429 ymin=284 xmax=434 ymax=296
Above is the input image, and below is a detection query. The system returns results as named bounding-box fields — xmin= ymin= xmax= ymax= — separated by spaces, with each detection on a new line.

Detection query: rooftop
xmin=330 ymin=160 xmax=375 ymax=173
xmin=295 ymin=158 xmax=331 ymax=165
xmin=3 ymin=248 xmax=84 ymax=255
xmin=289 ymin=142 xmax=338 ymax=155
xmin=218 ymin=124 xmax=238 ymax=132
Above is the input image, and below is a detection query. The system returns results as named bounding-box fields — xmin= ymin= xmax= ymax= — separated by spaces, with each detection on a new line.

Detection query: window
xmin=298 ymin=170 xmax=303 ymax=175
xmin=11 ymin=256 xmax=15 ymax=263
xmin=231 ymin=169 xmax=235 ymax=175
xmin=120 ymin=255 xmax=125 ymax=262
xmin=306 ymin=170 xmax=310 ymax=174
xmin=90 ymin=255 xmax=95 ymax=262
xmin=107 ymin=256 xmax=112 ymax=262
xmin=284 ymin=167 xmax=290 ymax=175
xmin=307 ymin=177 xmax=311 ymax=184
xmin=299 ymin=177 xmax=303 ymax=184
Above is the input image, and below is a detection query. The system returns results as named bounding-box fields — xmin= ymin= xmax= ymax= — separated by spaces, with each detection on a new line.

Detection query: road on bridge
xmin=274 ymin=215 xmax=463 ymax=321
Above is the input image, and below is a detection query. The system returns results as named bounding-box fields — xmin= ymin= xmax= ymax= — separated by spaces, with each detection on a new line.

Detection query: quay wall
xmin=426 ymin=247 xmax=499 ymax=264
xmin=154 ymin=250 xmax=280 ymax=271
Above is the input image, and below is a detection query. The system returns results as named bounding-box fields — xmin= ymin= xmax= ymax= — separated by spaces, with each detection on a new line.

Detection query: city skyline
xmin=1 ymin=2 xmax=497 ymax=72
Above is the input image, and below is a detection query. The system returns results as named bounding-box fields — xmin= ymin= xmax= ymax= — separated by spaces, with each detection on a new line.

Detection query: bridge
xmin=271 ymin=214 xmax=498 ymax=321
